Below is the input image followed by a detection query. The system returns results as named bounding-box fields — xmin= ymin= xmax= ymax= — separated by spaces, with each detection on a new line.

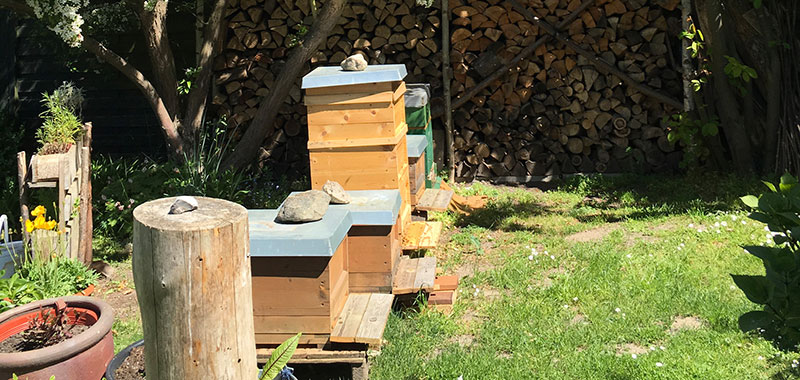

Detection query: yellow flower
xmin=31 ymin=205 xmax=46 ymax=217
xmin=45 ymin=220 xmax=57 ymax=230
xmin=25 ymin=219 xmax=34 ymax=233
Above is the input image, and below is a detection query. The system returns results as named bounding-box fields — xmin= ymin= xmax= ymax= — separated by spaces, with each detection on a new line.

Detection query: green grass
xmin=371 ymin=173 xmax=800 ymax=380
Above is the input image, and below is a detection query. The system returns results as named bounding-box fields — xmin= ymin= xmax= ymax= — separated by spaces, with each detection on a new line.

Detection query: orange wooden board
xmin=401 ymin=221 xmax=442 ymax=250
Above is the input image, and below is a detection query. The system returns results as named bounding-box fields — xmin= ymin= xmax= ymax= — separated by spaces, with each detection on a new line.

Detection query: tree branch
xmin=183 ymin=0 xmax=227 ymax=138
xmin=223 ymin=0 xmax=349 ymax=170
xmin=136 ymin=0 xmax=180 ymax=120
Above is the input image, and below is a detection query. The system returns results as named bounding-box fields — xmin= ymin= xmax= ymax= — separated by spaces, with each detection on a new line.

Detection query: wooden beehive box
xmin=332 ymin=190 xmax=402 ymax=293
xmin=407 ymin=135 xmax=427 ymax=206
xmin=248 ymin=208 xmax=352 ymax=346
xmin=302 ymin=65 xmax=412 ymax=233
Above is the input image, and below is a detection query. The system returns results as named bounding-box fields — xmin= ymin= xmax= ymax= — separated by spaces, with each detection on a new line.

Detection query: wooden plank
xmin=305 ymin=82 xmax=394 ymax=96
xmin=434 ymin=275 xmax=459 ymax=291
xmin=307 ymin=103 xmax=396 ymax=125
xmin=412 ymin=256 xmax=436 ymax=291
xmin=308 ymin=122 xmax=397 ymax=143
xmin=307 ymin=123 xmax=408 ymax=150
xmin=331 ymin=293 xmax=370 ymax=343
xmin=253 ymin=316 xmax=333 ymax=334
xmin=304 ymin=90 xmax=395 ymax=106
xmin=416 ymin=189 xmax=454 ymax=212
xmin=256 ymin=348 xmax=366 ymax=365
xmin=255 ymin=333 xmax=330 ymax=346
xmin=392 ymin=256 xmax=418 ymax=294
xmin=415 ymin=222 xmax=442 ymax=250
xmin=354 ymin=293 xmax=394 ymax=346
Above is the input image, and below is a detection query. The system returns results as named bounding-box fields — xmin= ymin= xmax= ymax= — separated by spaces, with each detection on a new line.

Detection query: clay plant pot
xmin=0 ymin=296 xmax=114 ymax=380
xmin=104 ymin=339 xmax=144 ymax=380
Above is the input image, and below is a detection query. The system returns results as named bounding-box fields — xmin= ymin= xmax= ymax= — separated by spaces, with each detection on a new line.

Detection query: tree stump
xmin=132 ymin=197 xmax=256 ymax=380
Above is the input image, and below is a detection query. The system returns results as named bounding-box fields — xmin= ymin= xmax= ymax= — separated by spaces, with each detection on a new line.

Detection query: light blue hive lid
xmin=248 ymin=208 xmax=352 ymax=257
xmin=407 ymin=135 xmax=428 ymax=158
xmin=287 ymin=190 xmax=401 ymax=226
xmin=301 ymin=64 xmax=408 ymax=89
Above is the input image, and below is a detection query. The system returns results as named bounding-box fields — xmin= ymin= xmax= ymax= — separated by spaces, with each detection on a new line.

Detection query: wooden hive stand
xmin=302 ymin=65 xmax=412 ymax=235
xmin=407 ymin=135 xmax=428 ymax=207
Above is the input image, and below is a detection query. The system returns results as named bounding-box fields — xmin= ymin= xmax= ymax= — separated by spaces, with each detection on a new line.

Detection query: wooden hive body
xmin=407 ymin=135 xmax=428 ymax=206
xmin=330 ymin=190 xmax=403 ymax=293
xmin=248 ymin=209 xmax=352 ymax=346
xmin=303 ymin=65 xmax=412 ymax=233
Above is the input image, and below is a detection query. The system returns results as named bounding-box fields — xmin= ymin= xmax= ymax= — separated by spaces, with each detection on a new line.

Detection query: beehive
xmin=302 ymin=65 xmax=412 ymax=232
xmin=407 ymin=135 xmax=428 ymax=206
xmin=331 ymin=190 xmax=403 ymax=293
xmin=404 ymin=84 xmax=437 ymax=188
xmin=248 ymin=208 xmax=352 ymax=346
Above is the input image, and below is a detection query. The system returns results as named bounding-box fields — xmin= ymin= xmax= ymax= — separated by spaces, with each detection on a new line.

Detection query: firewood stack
xmin=212 ymin=0 xmax=683 ymax=179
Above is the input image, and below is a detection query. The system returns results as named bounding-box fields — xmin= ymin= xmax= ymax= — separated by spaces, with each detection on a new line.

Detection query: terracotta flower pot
xmin=0 ymin=296 xmax=114 ymax=380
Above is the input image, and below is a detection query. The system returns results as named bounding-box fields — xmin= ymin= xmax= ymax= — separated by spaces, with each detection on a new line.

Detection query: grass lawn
xmin=101 ymin=174 xmax=800 ymax=379
xmin=370 ymin=174 xmax=800 ymax=380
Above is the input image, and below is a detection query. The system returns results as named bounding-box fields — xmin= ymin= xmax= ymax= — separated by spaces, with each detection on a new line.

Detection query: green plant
xmin=17 ymin=255 xmax=99 ymax=300
xmin=285 ymin=24 xmax=308 ymax=48
xmin=178 ymin=67 xmax=200 ymax=95
xmin=664 ymin=112 xmax=719 ymax=169
xmin=259 ymin=333 xmax=301 ymax=380
xmin=0 ymin=272 xmax=43 ymax=313
xmin=733 ymin=173 xmax=800 ymax=350
xmin=168 ymin=117 xmax=249 ymax=203
xmin=35 ymin=82 xmax=84 ymax=155
xmin=723 ymin=55 xmax=758 ymax=95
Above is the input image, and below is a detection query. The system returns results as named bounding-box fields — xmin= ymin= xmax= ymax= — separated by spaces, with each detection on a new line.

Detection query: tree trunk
xmin=223 ymin=0 xmax=349 ymax=170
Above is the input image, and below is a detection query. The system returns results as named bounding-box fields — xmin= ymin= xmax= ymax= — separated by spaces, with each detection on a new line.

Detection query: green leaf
xmin=778 ymin=212 xmax=800 ymax=225
xmin=741 ymin=195 xmax=760 ymax=208
xmin=747 ymin=212 xmax=773 ymax=224
xmin=701 ymin=122 xmax=718 ymax=136
xmin=763 ymin=181 xmax=778 ymax=193
xmin=259 ymin=333 xmax=301 ymax=380
xmin=743 ymin=245 xmax=796 ymax=272
xmin=731 ymin=275 xmax=771 ymax=304
xmin=739 ymin=310 xmax=773 ymax=332
xmin=753 ymin=0 xmax=763 ymax=8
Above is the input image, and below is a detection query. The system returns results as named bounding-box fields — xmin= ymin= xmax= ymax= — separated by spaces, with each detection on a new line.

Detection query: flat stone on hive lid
xmin=248 ymin=208 xmax=352 ymax=257
xmin=301 ymin=64 xmax=408 ymax=89
xmin=406 ymin=135 xmax=428 ymax=158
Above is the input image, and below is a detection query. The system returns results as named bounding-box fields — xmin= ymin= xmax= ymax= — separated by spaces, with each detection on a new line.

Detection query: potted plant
xmin=30 ymin=83 xmax=84 ymax=183
xmin=0 ymin=296 xmax=114 ymax=380
xmin=105 ymin=333 xmax=302 ymax=380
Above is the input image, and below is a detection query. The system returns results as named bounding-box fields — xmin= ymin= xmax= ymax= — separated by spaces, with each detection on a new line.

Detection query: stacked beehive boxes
xmin=302 ymin=65 xmax=412 ymax=232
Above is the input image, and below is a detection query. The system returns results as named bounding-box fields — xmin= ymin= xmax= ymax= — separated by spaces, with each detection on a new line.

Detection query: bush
xmin=733 ymin=173 xmax=800 ymax=350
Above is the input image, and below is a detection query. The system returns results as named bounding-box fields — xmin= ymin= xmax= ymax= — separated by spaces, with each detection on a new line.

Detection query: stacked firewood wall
xmin=213 ymin=0 xmax=683 ymax=179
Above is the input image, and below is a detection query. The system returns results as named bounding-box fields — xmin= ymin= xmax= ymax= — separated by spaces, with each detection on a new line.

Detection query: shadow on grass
xmin=559 ymin=172 xmax=762 ymax=221
xmin=453 ymin=198 xmax=551 ymax=232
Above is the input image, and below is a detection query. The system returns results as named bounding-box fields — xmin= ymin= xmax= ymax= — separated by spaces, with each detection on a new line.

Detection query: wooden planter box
xmin=248 ymin=209 xmax=352 ymax=346
xmin=31 ymin=144 xmax=77 ymax=183
xmin=302 ymin=65 xmax=412 ymax=234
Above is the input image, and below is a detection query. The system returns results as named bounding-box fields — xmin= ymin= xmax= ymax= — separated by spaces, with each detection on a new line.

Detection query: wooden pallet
xmin=415 ymin=189 xmax=454 ymax=212
xmin=392 ymin=256 xmax=436 ymax=294
xmin=256 ymin=348 xmax=369 ymax=380
xmin=401 ymin=221 xmax=442 ymax=250
xmin=330 ymin=293 xmax=394 ymax=347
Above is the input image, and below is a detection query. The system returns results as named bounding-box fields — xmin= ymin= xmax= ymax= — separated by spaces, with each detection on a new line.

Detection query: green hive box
xmin=404 ymin=84 xmax=438 ymax=188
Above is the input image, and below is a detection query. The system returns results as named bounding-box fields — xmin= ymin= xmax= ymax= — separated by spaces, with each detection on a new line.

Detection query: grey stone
xmin=340 ymin=54 xmax=368 ymax=71
xmin=169 ymin=196 xmax=199 ymax=215
xmin=322 ymin=181 xmax=351 ymax=204
xmin=276 ymin=190 xmax=331 ymax=223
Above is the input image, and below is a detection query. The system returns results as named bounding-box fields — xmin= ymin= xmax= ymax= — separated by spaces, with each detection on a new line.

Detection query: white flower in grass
xmin=680 ymin=243 xmax=685 ymax=247
xmin=563 ymin=304 xmax=569 ymax=309
xmin=697 ymin=228 xmax=703 ymax=233
xmin=742 ymin=220 xmax=747 ymax=225
xmin=614 ymin=308 xmax=621 ymax=313
xmin=791 ymin=359 xmax=798 ymax=368
xmin=758 ymin=356 xmax=764 ymax=361
xmin=688 ymin=223 xmax=694 ymax=228
xmin=659 ymin=346 xmax=665 ymax=350
xmin=715 ymin=222 xmax=720 ymax=227
xmin=528 ymin=255 xmax=534 ymax=261
xmin=732 ymin=215 xmax=738 ymax=220
xmin=550 ymin=255 xmax=555 ymax=260
xmin=573 ymin=297 xmax=578 ymax=302
xmin=721 ymin=221 xmax=728 ymax=227
xmin=631 ymin=354 xmax=637 ymax=359
xmin=626 ymin=254 xmax=632 ymax=258
xmin=655 ymin=362 xmax=664 ymax=367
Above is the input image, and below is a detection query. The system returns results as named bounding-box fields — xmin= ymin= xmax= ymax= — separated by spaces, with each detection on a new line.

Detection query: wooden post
xmin=16 ymin=152 xmax=29 ymax=246
xmin=79 ymin=123 xmax=93 ymax=264
xmin=132 ymin=197 xmax=257 ymax=380
xmin=441 ymin=0 xmax=454 ymax=182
